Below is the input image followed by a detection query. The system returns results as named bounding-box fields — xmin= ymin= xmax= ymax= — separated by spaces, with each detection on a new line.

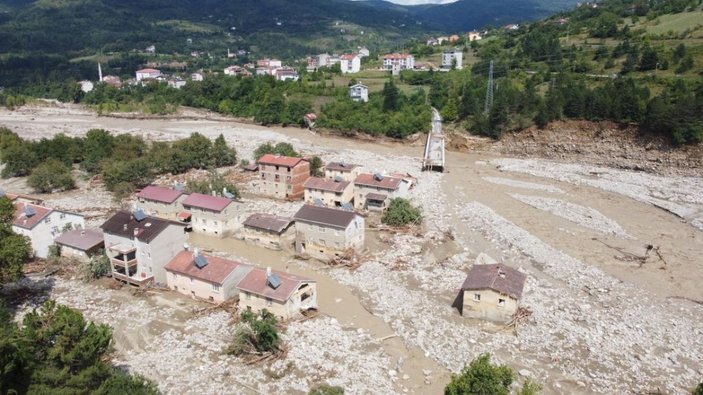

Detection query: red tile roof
xmin=303 ymin=177 xmax=350 ymax=193
xmin=136 ymin=185 xmax=184 ymax=204
xmin=165 ymin=250 xmax=250 ymax=285
xmin=182 ymin=193 xmax=233 ymax=212
xmin=137 ymin=68 xmax=160 ymax=73
xmin=257 ymin=154 xmax=307 ymax=168
xmin=341 ymin=54 xmax=357 ymax=60
xmin=236 ymin=266 xmax=314 ymax=302
xmin=461 ymin=263 xmax=527 ymax=299
xmin=54 ymin=228 xmax=104 ymax=251
xmin=354 ymin=173 xmax=402 ymax=190
xmin=12 ymin=203 xmax=52 ymax=229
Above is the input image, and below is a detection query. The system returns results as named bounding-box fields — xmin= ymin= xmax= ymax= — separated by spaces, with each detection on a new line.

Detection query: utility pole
xmin=484 ymin=60 xmax=494 ymax=115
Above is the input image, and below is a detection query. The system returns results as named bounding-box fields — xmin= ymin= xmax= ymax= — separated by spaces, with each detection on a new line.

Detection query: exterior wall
xmin=294 ymin=217 xmax=364 ymax=259
xmin=442 ymin=51 xmax=463 ymax=70
xmin=462 ymin=289 xmax=519 ymax=323
xmin=104 ymin=224 xmax=185 ymax=286
xmin=341 ymin=57 xmax=360 ymax=74
xmin=383 ymin=56 xmax=415 ymax=71
xmin=166 ymin=270 xmax=239 ymax=303
xmin=189 ymin=202 xmax=243 ymax=237
xmin=240 ymin=227 xmax=293 ymax=250
xmin=136 ymin=195 xmax=186 ymax=220
xmin=353 ymin=181 xmax=410 ymax=210
xmin=13 ymin=211 xmax=84 ymax=259
xmin=324 ymin=167 xmax=363 ymax=183
xmin=348 ymin=86 xmax=368 ymax=102
xmin=59 ymin=245 xmax=97 ymax=262
xmin=238 ymin=282 xmax=317 ymax=320
xmin=303 ymin=183 xmax=353 ymax=208
xmin=259 ymin=162 xmax=310 ymax=200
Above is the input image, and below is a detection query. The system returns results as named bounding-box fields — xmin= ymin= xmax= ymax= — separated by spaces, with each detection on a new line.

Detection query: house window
xmin=261 ymin=173 xmax=265 ymax=179
xmin=473 ymin=293 xmax=481 ymax=302
xmin=190 ymin=277 xmax=194 ymax=283
xmin=45 ymin=217 xmax=51 ymax=223
xmin=51 ymin=226 xmax=59 ymax=234
xmin=212 ymin=284 xmax=220 ymax=292
xmin=275 ymin=174 xmax=280 ymax=181
xmin=287 ymin=185 xmax=292 ymax=190
xmin=498 ymin=298 xmax=506 ymax=307
xmin=59 ymin=213 xmax=66 ymax=219
xmin=266 ymin=297 xmax=272 ymax=306
xmin=286 ymin=176 xmax=291 ymax=181
xmin=275 ymin=165 xmax=279 ymax=171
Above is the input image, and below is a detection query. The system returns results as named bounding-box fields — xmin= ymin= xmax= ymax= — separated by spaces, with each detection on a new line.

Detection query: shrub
xmin=27 ymin=159 xmax=76 ymax=193
xmin=382 ymin=198 xmax=422 ymax=227
xmin=310 ymin=156 xmax=324 ymax=177
xmin=81 ymin=252 xmax=111 ymax=281
xmin=444 ymin=353 xmax=514 ymax=395
xmin=186 ymin=170 xmax=240 ymax=199
xmin=309 ymin=384 xmax=345 ymax=395
xmin=693 ymin=382 xmax=703 ymax=395
xmin=48 ymin=244 xmax=61 ymax=259
xmin=226 ymin=308 xmax=281 ymax=355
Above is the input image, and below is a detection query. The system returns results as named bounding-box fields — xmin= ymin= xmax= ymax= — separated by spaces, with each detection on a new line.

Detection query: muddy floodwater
xmin=2 ymin=104 xmax=702 ymax=395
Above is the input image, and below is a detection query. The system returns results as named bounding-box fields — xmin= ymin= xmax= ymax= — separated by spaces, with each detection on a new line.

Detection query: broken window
xmin=498 ymin=298 xmax=506 ymax=307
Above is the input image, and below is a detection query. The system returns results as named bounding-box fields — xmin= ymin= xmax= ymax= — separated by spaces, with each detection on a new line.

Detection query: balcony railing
xmin=112 ymin=272 xmax=153 ymax=286
xmin=111 ymin=257 xmax=137 ymax=267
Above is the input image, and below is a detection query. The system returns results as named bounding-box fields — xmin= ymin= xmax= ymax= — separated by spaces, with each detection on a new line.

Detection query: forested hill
xmin=0 ymin=0 xmax=422 ymax=56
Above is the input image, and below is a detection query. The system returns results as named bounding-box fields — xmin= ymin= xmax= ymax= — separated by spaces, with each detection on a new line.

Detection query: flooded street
xmin=2 ymin=104 xmax=702 ymax=394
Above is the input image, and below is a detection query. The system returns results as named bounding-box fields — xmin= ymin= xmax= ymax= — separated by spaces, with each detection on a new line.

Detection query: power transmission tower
xmin=484 ymin=60 xmax=494 ymax=115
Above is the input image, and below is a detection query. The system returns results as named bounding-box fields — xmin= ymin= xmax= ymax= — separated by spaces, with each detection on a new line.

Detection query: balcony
xmin=111 ymin=257 xmax=138 ymax=267
xmin=113 ymin=272 xmax=153 ymax=287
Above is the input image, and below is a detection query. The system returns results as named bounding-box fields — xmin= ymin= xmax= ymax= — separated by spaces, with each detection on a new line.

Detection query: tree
xmin=518 ymin=378 xmax=542 ymax=395
xmin=672 ymin=43 xmax=686 ymax=64
xmin=0 ymin=143 xmax=38 ymax=178
xmin=82 ymin=129 xmax=115 ymax=174
xmin=444 ymin=353 xmax=514 ymax=395
xmin=273 ymin=142 xmax=300 ymax=157
xmin=212 ymin=134 xmax=237 ymax=167
xmin=310 ymin=156 xmax=324 ymax=177
xmin=0 ymin=195 xmax=15 ymax=225
xmin=81 ymin=253 xmax=111 ymax=281
xmin=255 ymin=91 xmax=285 ymax=125
xmin=382 ymin=198 xmax=422 ymax=227
xmin=639 ymin=46 xmax=659 ymax=71
xmin=442 ymin=98 xmax=459 ymax=122
xmin=0 ymin=232 xmax=32 ymax=283
xmin=102 ymin=158 xmax=153 ymax=191
xmin=27 ymin=159 xmax=76 ymax=193
xmin=693 ymin=382 xmax=703 ymax=395
xmin=254 ymin=142 xmax=275 ymax=161
xmin=382 ymin=79 xmax=400 ymax=112
xmin=186 ymin=170 xmax=240 ymax=199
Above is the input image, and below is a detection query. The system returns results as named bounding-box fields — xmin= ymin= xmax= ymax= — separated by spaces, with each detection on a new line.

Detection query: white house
xmin=324 ymin=162 xmax=363 ymax=182
xmin=191 ymin=72 xmax=204 ymax=81
xmin=224 ymin=66 xmax=252 ymax=77
xmin=340 ymin=54 xmax=361 ymax=74
xmin=293 ymin=204 xmax=365 ymax=260
xmin=274 ymin=67 xmax=299 ymax=82
xmin=257 ymin=59 xmax=282 ymax=68
xmin=101 ymin=210 xmax=186 ymax=287
xmin=348 ymin=83 xmax=368 ymax=103
xmin=135 ymin=68 xmax=161 ymax=81
xmin=442 ymin=48 xmax=463 ymax=70
xmin=79 ymin=80 xmax=94 ymax=93
xmin=11 ymin=203 xmax=85 ymax=259
xmin=358 ymin=47 xmax=370 ymax=57
xmin=181 ymin=193 xmax=243 ymax=237
xmin=467 ymin=31 xmax=483 ymax=41
xmin=168 ymin=78 xmax=186 ymax=89
xmin=383 ymin=54 xmax=415 ymax=71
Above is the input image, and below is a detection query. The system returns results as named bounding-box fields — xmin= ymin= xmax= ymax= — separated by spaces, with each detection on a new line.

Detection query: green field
xmin=639 ymin=9 xmax=703 ymax=35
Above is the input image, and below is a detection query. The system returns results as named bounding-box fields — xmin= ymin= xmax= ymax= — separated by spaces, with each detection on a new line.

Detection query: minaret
xmin=98 ymin=62 xmax=103 ymax=82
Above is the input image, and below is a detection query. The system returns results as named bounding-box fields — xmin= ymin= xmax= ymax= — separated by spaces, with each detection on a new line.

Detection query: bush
xmin=693 ymin=382 xmax=703 ymax=395
xmin=226 ymin=308 xmax=281 ymax=355
xmin=382 ymin=198 xmax=422 ymax=227
xmin=310 ymin=156 xmax=324 ymax=177
xmin=82 ymin=252 xmax=111 ymax=281
xmin=444 ymin=353 xmax=514 ymax=395
xmin=48 ymin=244 xmax=61 ymax=259
xmin=309 ymin=384 xmax=345 ymax=395
xmin=186 ymin=170 xmax=240 ymax=199
xmin=27 ymin=159 xmax=76 ymax=193
xmin=253 ymin=142 xmax=300 ymax=161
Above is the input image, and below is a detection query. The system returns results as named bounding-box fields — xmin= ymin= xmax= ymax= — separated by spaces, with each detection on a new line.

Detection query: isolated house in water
xmin=293 ymin=204 xmax=364 ymax=259
xmin=101 ymin=210 xmax=186 ymax=287
xmin=237 ymin=266 xmax=317 ymax=320
xmin=240 ymin=213 xmax=294 ymax=250
xmin=454 ymin=263 xmax=527 ymax=323
xmin=165 ymin=250 xmax=252 ymax=303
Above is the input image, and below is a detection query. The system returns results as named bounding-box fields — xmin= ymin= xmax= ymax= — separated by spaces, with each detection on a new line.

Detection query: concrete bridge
xmin=422 ymin=107 xmax=445 ymax=172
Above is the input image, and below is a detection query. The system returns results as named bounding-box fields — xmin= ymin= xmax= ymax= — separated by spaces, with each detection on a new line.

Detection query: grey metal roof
xmin=293 ymin=204 xmax=356 ymax=230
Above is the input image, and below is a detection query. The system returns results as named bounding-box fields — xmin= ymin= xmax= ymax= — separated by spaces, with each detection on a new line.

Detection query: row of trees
xmin=0 ymin=128 xmax=240 ymax=196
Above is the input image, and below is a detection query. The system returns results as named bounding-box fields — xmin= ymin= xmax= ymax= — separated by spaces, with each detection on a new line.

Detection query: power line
xmin=484 ymin=59 xmax=494 ymax=115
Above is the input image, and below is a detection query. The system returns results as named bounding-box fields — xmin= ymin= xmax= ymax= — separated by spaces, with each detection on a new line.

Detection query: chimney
xmin=266 ymin=266 xmax=271 ymax=277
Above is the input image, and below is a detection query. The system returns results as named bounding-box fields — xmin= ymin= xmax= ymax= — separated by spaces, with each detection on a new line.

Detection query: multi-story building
xmin=135 ymin=68 xmax=161 ymax=81
xmin=382 ymin=54 xmax=415 ymax=71
xmin=293 ymin=204 xmax=364 ymax=259
xmin=101 ymin=210 xmax=186 ymax=287
xmin=237 ymin=266 xmax=317 ymax=320
xmin=340 ymin=54 xmax=361 ymax=74
xmin=303 ymin=177 xmax=354 ymax=208
xmin=11 ymin=203 xmax=84 ymax=259
xmin=135 ymin=185 xmax=187 ymax=220
xmin=442 ymin=48 xmax=463 ymax=70
xmin=324 ymin=162 xmax=363 ymax=182
xmin=256 ymin=58 xmax=282 ymax=68
xmin=257 ymin=154 xmax=310 ymax=200
xmin=348 ymin=83 xmax=368 ymax=103
xmin=165 ymin=250 xmax=253 ymax=303
xmin=181 ymin=193 xmax=243 ymax=237
xmin=353 ymin=173 xmax=410 ymax=211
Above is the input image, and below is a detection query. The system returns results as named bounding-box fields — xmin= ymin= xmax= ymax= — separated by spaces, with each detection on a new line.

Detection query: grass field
xmin=638 ymin=9 xmax=703 ymax=35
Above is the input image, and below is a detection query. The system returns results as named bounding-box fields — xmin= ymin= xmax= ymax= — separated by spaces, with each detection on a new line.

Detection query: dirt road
xmin=2 ymin=104 xmax=702 ymax=394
